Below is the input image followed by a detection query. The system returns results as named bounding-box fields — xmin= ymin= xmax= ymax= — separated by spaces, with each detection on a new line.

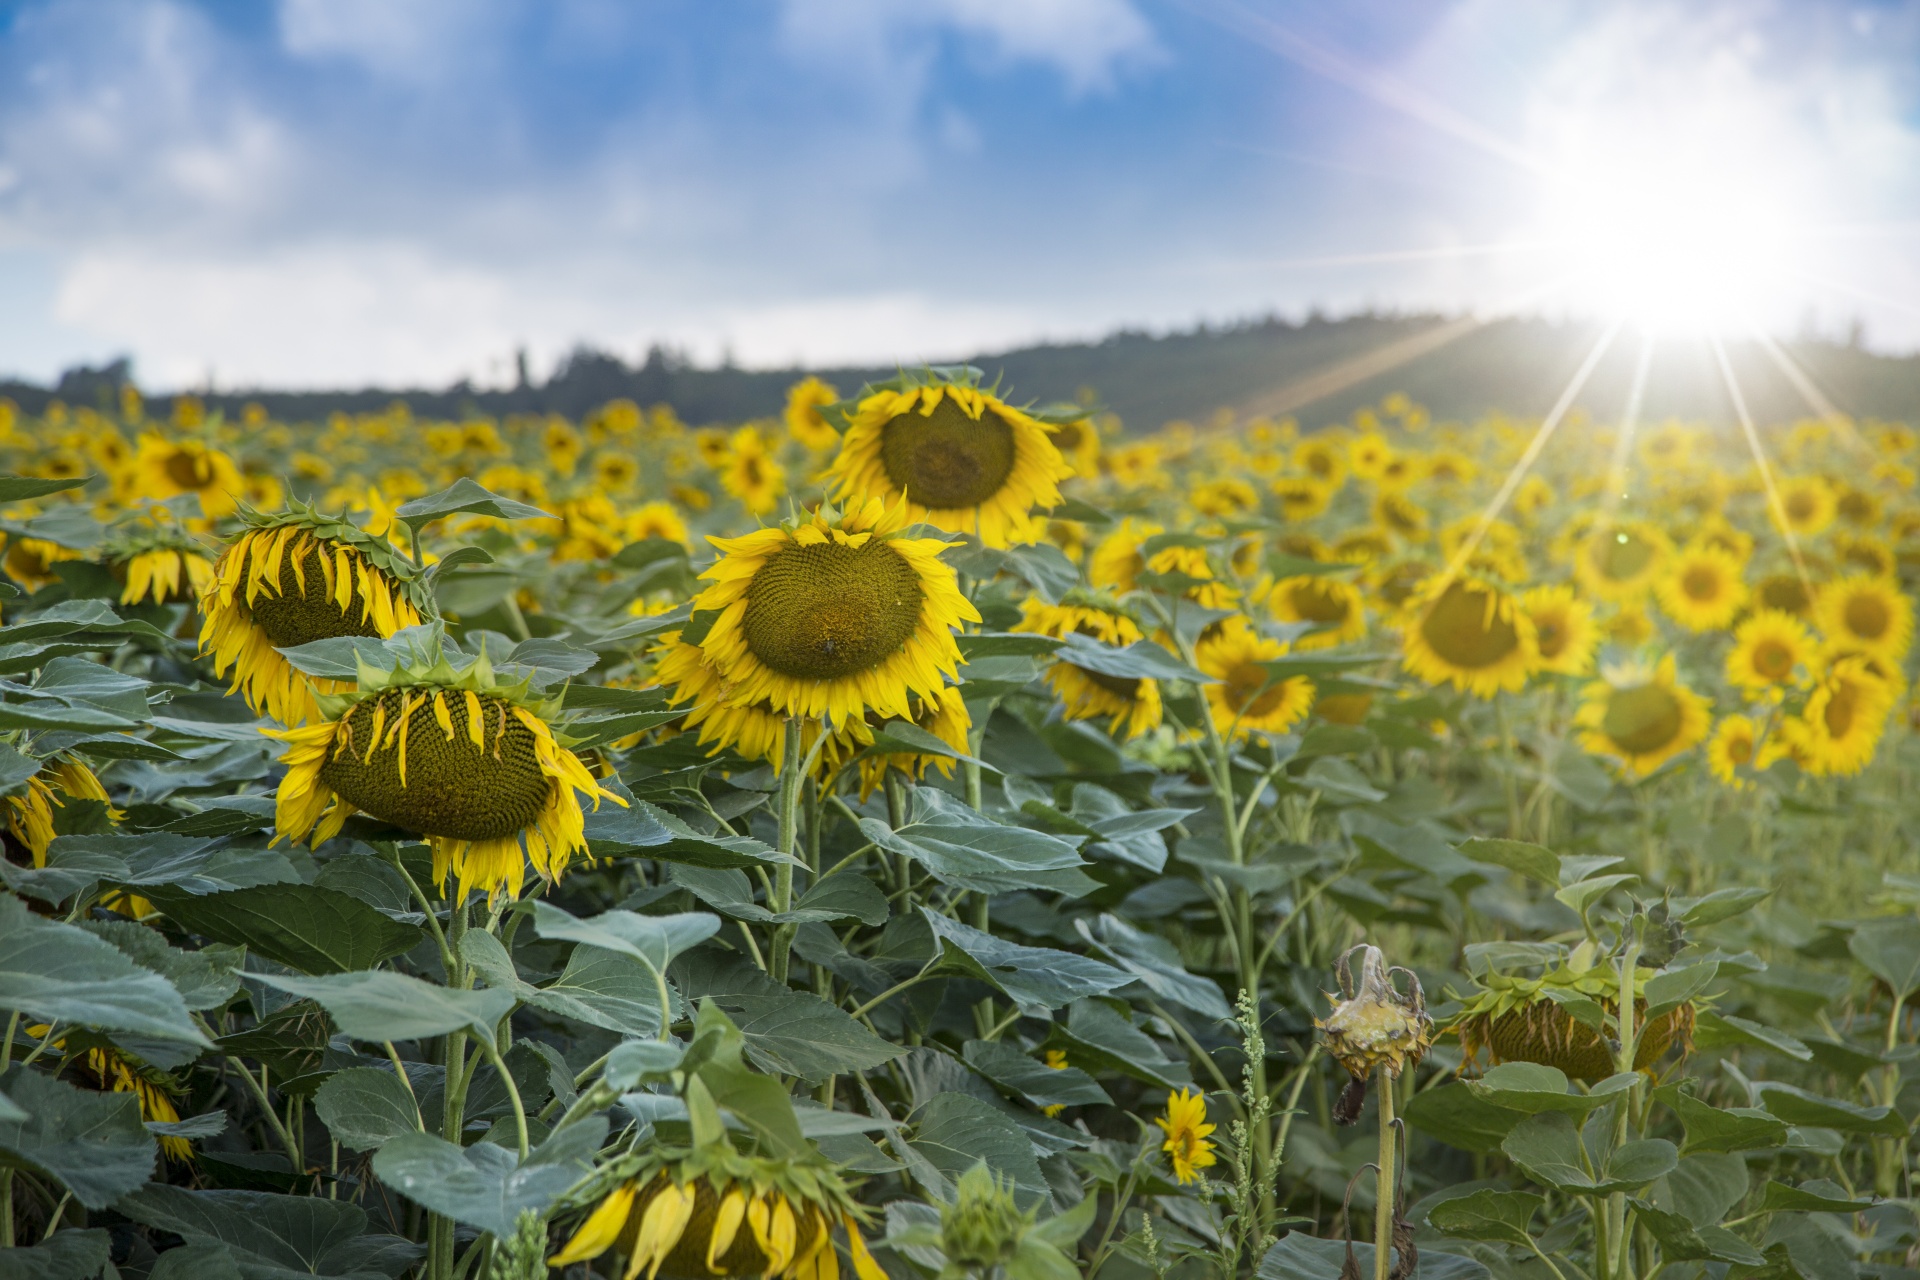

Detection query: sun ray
xmin=1596 ymin=330 xmax=1655 ymax=533
xmin=1746 ymin=327 xmax=1875 ymax=462
xmin=1709 ymin=335 xmax=1814 ymax=600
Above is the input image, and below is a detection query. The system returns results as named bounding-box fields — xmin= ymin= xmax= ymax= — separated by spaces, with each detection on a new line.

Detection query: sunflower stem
xmin=769 ymin=716 xmax=805 ymax=985
xmin=478 ymin=1038 xmax=531 ymax=1161
xmin=1374 ymin=1066 xmax=1396 ymax=1280
xmin=0 ymin=1169 xmax=12 ymax=1249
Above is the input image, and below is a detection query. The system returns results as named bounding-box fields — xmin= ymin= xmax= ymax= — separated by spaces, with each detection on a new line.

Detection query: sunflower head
xmin=105 ymin=523 xmax=217 ymax=607
xmin=1317 ymin=943 xmax=1433 ymax=1083
xmin=826 ymin=368 xmax=1072 ymax=547
xmin=1785 ymin=655 xmax=1894 ymax=778
xmin=1154 ymin=1088 xmax=1218 ymax=1185
xmin=1574 ymin=655 xmax=1712 ymax=778
xmin=1016 ymin=596 xmax=1164 ymax=740
xmin=1725 ymin=608 xmax=1816 ymax=696
xmin=132 ymin=432 xmax=245 ymax=519
xmin=1450 ymin=948 xmax=1696 ymax=1083
xmin=1195 ymin=615 xmax=1315 ymax=739
xmin=1575 ymin=521 xmax=1673 ymax=601
xmin=783 ymin=376 xmax=843 ymax=452
xmin=1654 ymin=543 xmax=1749 ymax=632
xmin=1265 ymin=573 xmax=1367 ymax=651
xmin=1402 ymin=574 xmax=1538 ymax=698
xmin=1815 ymin=573 xmax=1914 ymax=662
xmin=1521 ymin=584 xmax=1597 ymax=677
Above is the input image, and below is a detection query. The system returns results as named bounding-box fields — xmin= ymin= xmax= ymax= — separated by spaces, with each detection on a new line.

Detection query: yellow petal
xmin=548 ymin=1184 xmax=638 ymax=1267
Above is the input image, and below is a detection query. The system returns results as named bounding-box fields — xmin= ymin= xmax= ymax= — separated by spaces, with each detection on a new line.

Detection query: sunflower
xmin=1371 ymin=491 xmax=1430 ymax=543
xmin=1814 ymin=574 xmax=1914 ymax=661
xmin=652 ymin=634 xmax=862 ymax=774
xmin=1015 ymin=598 xmax=1163 ymax=739
xmin=131 ymin=433 xmax=245 ymax=520
xmin=1291 ymin=438 xmax=1348 ymax=490
xmin=1574 ymin=656 xmax=1712 ymax=778
xmin=1692 ymin=519 xmax=1754 ymax=566
xmin=1705 ymin=714 xmax=1785 ymax=789
xmin=1331 ymin=528 xmax=1392 ymax=564
xmin=1520 ymin=584 xmax=1597 ymax=677
xmin=24 ymin=1028 xmax=192 ymax=1161
xmin=1777 ymin=474 xmax=1836 ymax=537
xmin=1189 ymin=477 xmax=1258 ymax=519
xmin=1725 ymin=609 xmax=1817 ymax=696
xmin=1402 ymin=575 xmax=1537 ymax=698
xmin=1347 ymin=433 xmax=1394 ymax=483
xmin=854 ymin=684 xmax=971 ymax=799
xmin=1574 ymin=521 xmax=1672 ymax=602
xmin=199 ymin=506 xmax=428 ymax=725
xmin=1264 ymin=574 xmax=1366 ymax=650
xmin=1654 ymin=543 xmax=1748 ymax=632
xmin=1195 ymin=616 xmax=1315 ymax=738
xmin=827 ymin=372 xmax=1071 ymax=548
xmin=1046 ymin=414 xmax=1102 ymax=476
xmin=1834 ymin=532 xmax=1895 ymax=579
xmin=3 ymin=533 xmax=85 ymax=590
xmin=1318 ymin=944 xmax=1432 ymax=1083
xmin=1513 ymin=474 xmax=1555 ymax=521
xmin=721 ymin=427 xmax=787 ymax=517
xmin=6 ymin=757 xmax=115 ymax=865
xmin=1785 ymin=656 xmax=1893 ymax=777
xmin=268 ymin=646 xmax=625 ymax=902
xmin=693 ymin=498 xmax=977 ymax=727
xmin=112 ymin=533 xmax=216 ymax=607
xmin=1450 ymin=955 xmax=1695 ymax=1083
xmin=1754 ymin=571 xmax=1814 ymax=618
xmin=1104 ymin=442 xmax=1166 ymax=490
xmin=1155 ymin=1089 xmax=1217 ymax=1186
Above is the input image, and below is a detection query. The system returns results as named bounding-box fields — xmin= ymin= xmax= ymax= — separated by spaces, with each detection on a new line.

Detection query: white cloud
xmin=277 ymin=0 xmax=504 ymax=82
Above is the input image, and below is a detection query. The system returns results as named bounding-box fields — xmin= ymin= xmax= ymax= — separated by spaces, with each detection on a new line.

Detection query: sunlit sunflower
xmin=722 ymin=427 xmax=787 ymax=517
xmin=1402 ymin=575 xmax=1538 ymax=698
xmin=1291 ymin=438 xmax=1348 ymax=491
xmin=1753 ymin=571 xmax=1815 ymax=618
xmin=1513 ymin=474 xmax=1556 ymax=522
xmin=1725 ymin=609 xmax=1817 ymax=697
xmin=1574 ymin=521 xmax=1673 ymax=602
xmin=1637 ymin=422 xmax=1694 ymax=472
xmin=1046 ymin=413 xmax=1102 ymax=476
xmin=1104 ymin=442 xmax=1166 ymax=490
xmin=1264 ymin=574 xmax=1366 ymax=651
xmin=1368 ymin=558 xmax=1434 ymax=628
xmin=694 ymin=498 xmax=977 ymax=727
xmin=1785 ymin=656 xmax=1893 ymax=778
xmin=129 ymin=433 xmax=245 ymax=520
xmin=1371 ymin=491 xmax=1430 ymax=543
xmin=1814 ymin=573 xmax=1914 ymax=661
xmin=1705 ymin=714 xmax=1784 ymax=789
xmin=1834 ymin=532 xmax=1895 ymax=579
xmin=6 ymin=757 xmax=115 ymax=865
xmin=1692 ymin=519 xmax=1754 ymax=566
xmin=199 ymin=506 xmax=427 ymax=725
xmin=624 ymin=500 xmax=692 ymax=549
xmin=1777 ymin=474 xmax=1837 ymax=537
xmin=1654 ymin=544 xmax=1748 ymax=632
xmin=1015 ymin=597 xmax=1163 ymax=740
xmin=1520 ymin=584 xmax=1597 ymax=677
xmin=1045 ymin=517 xmax=1086 ymax=563
xmin=827 ymin=371 xmax=1071 ymax=547
xmin=1189 ymin=477 xmax=1258 ymax=519
xmin=1574 ymin=656 xmax=1712 ymax=779
xmin=652 ymin=633 xmax=861 ymax=774
xmin=783 ymin=376 xmax=842 ymax=452
xmin=854 ymin=684 xmax=971 ymax=799
xmin=1268 ymin=476 xmax=1331 ymax=522
xmin=1347 ymin=433 xmax=1394 ymax=483
xmin=1155 ymin=1088 xmax=1217 ymax=1186
xmin=269 ymin=646 xmax=625 ymax=901
xmin=1195 ymin=616 xmax=1314 ymax=738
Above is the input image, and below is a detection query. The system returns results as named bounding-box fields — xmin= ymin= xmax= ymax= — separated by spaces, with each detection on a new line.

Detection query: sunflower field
xmin=1 ymin=369 xmax=1919 ymax=1280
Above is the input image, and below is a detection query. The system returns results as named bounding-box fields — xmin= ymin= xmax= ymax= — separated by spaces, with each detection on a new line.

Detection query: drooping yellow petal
xmin=548 ymin=1183 xmax=638 ymax=1267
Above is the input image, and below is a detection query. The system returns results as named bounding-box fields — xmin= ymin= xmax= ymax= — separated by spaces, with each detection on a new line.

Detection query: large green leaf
xmin=118 ymin=1185 xmax=423 ymax=1280
xmin=908 ymin=1092 xmax=1048 ymax=1208
xmin=252 ymin=972 xmax=517 ymax=1049
xmin=1754 ymin=1082 xmax=1908 ymax=1136
xmin=961 ymin=1040 xmax=1109 ymax=1110
xmin=145 ymin=883 xmax=422 ymax=974
xmin=1042 ymin=999 xmax=1190 ymax=1089
xmin=921 ymin=910 xmax=1129 ymax=1014
xmin=1849 ymin=917 xmax=1920 ymax=999
xmin=394 ymin=478 xmax=553 ymax=529
xmin=78 ymin=919 xmax=244 ymax=1012
xmin=1500 ymin=1112 xmax=1676 ymax=1194
xmin=0 ymin=1229 xmax=114 ymax=1280
xmin=371 ymin=1122 xmax=601 ymax=1239
xmin=527 ymin=901 xmax=718 ymax=976
xmin=1673 ymin=1092 xmax=1788 ymax=1155
xmin=675 ymin=953 xmax=901 ymax=1082
xmin=0 ymin=896 xmax=208 ymax=1046
xmin=860 ymin=788 xmax=1094 ymax=896
xmin=0 ymin=476 xmax=91 ymax=503
xmin=1467 ymin=1063 xmax=1635 ymax=1118
xmin=1426 ymin=1188 xmax=1544 ymax=1246
xmin=312 ymin=1068 xmax=424 ymax=1153
xmin=1401 ymin=1082 xmax=1524 ymax=1154
xmin=0 ymin=1067 xmax=155 ymax=1208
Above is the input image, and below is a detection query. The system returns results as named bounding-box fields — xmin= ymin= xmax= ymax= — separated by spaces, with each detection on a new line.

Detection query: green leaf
xmin=1690 ymin=1010 xmax=1811 ymax=1061
xmin=1455 ymin=836 xmax=1560 ymax=885
xmin=0 ymin=476 xmax=90 ymax=503
xmin=909 ymin=1092 xmax=1048 ymax=1208
xmin=1628 ymin=1200 xmax=1767 ymax=1265
xmin=149 ymin=1244 xmax=244 ymax=1280
xmin=1642 ymin=962 xmax=1717 ymax=1020
xmin=582 ymin=796 xmax=796 ymax=868
xmin=668 ymin=865 xmax=882 ymax=927
xmin=1347 ymin=811 xmax=1478 ymax=885
xmin=1467 ymin=1063 xmax=1635 ymax=1117
xmin=962 ymin=1040 xmax=1110 ymax=1111
xmin=0 ymin=1228 xmax=113 ymax=1280
xmin=1848 ymin=917 xmax=1920 ymax=999
xmin=77 ymin=919 xmax=243 ymax=1013
xmin=118 ymin=1184 xmax=423 ymax=1280
xmin=1603 ymin=1138 xmax=1679 ymax=1189
xmin=1756 ymin=1178 xmax=1874 ymax=1214
xmin=371 ymin=1125 xmax=600 ymax=1239
xmin=531 ymin=944 xmax=668 ymax=1039
xmin=1553 ymin=873 xmax=1638 ymax=919
xmin=527 ymin=901 xmax=718 ymax=975
xmin=0 ymin=896 xmax=208 ymax=1046
xmin=395 ymin=478 xmax=553 ymax=529
xmin=0 ymin=1067 xmax=155 ymax=1208
xmin=675 ymin=954 xmax=901 ymax=1083
xmin=1426 ymin=1188 xmax=1544 ymax=1246
xmin=1256 ymin=1236 xmax=1487 ymax=1280
xmin=1673 ymin=1092 xmax=1788 ymax=1155
xmin=1401 ymin=1082 xmax=1524 ymax=1154
xmin=1075 ymin=914 xmax=1230 ymax=1021
xmin=1650 ymin=1151 xmax=1749 ymax=1226
xmin=1043 ymin=999 xmax=1190 ymax=1090
xmin=252 ymin=972 xmax=517 ymax=1050
xmin=860 ymin=788 xmax=1094 ymax=896
xmin=956 ymin=633 xmax=1065 ymax=659
xmin=144 ymin=883 xmax=421 ymax=975
xmin=1678 ymin=886 xmax=1771 ymax=928
xmin=312 ymin=1068 xmax=423 ymax=1152
xmin=921 ymin=909 xmax=1130 ymax=1015
xmin=1754 ymin=1082 xmax=1909 ymax=1136
xmin=1052 ymin=634 xmax=1210 ymax=684
xmin=1499 ymin=1112 xmax=1668 ymax=1193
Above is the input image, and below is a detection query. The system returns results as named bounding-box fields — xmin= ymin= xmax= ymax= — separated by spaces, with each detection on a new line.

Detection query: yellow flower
xmin=1270 ymin=475 xmax=1332 ymax=521
xmin=784 ymin=376 xmax=842 ymax=451
xmin=1784 ymin=656 xmax=1893 ymax=777
xmin=1401 ymin=575 xmax=1538 ymax=698
xmin=1195 ymin=616 xmax=1315 ymax=738
xmin=1814 ymin=574 xmax=1913 ymax=662
xmin=1574 ymin=521 xmax=1672 ymax=602
xmin=1705 ymin=714 xmax=1783 ymax=789
xmin=1654 ymin=543 xmax=1748 ymax=632
xmin=1189 ymin=477 xmax=1258 ymax=519
xmin=1371 ymin=491 xmax=1430 ymax=543
xmin=131 ymin=433 xmax=245 ymax=519
xmin=1574 ymin=655 xmax=1712 ymax=778
xmin=1777 ymin=474 xmax=1836 ymax=537
xmin=1291 ymin=438 xmax=1347 ymax=490
xmin=1520 ymin=584 xmax=1597 ymax=677
xmin=1015 ymin=598 xmax=1163 ymax=740
xmin=722 ymin=426 xmax=787 ymax=516
xmin=6 ymin=758 xmax=115 ymax=866
xmin=652 ymin=634 xmax=862 ymax=774
xmin=1725 ymin=609 xmax=1817 ymax=696
xmin=853 ymin=684 xmax=971 ymax=800
xmin=1046 ymin=414 xmax=1102 ymax=476
xmin=827 ymin=376 xmax=1071 ymax=547
xmin=1104 ymin=441 xmax=1165 ymax=490
xmin=692 ymin=498 xmax=978 ymax=727
xmin=1155 ymin=1088 xmax=1217 ymax=1185
xmin=1265 ymin=574 xmax=1366 ymax=651
xmin=1753 ymin=571 xmax=1815 ymax=618
xmin=1347 ymin=432 xmax=1394 ymax=483
xmin=624 ymin=500 xmax=691 ymax=548
xmin=1088 ymin=519 xmax=1159 ymax=595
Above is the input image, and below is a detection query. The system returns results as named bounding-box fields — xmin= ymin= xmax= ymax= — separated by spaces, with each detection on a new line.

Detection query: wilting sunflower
xmin=106 ymin=527 xmax=216 ymax=607
xmin=1814 ymin=573 xmax=1914 ymax=661
xmin=783 ymin=376 xmax=842 ymax=452
xmin=200 ymin=506 xmax=428 ymax=725
xmin=1574 ymin=656 xmax=1711 ymax=779
xmin=1195 ymin=616 xmax=1314 ymax=738
xmin=1264 ymin=574 xmax=1366 ymax=650
xmin=131 ymin=433 xmax=245 ymax=520
xmin=549 ymin=1146 xmax=884 ymax=1280
xmin=1785 ymin=656 xmax=1893 ymax=777
xmin=694 ymin=498 xmax=977 ymax=727
xmin=1777 ymin=474 xmax=1837 ymax=537
xmin=3 ymin=532 xmax=85 ymax=590
xmin=827 ymin=371 xmax=1071 ymax=547
xmin=1402 ymin=575 xmax=1538 ymax=698
xmin=1654 ymin=543 xmax=1749 ymax=632
xmin=1574 ymin=521 xmax=1673 ymax=602
xmin=1015 ymin=597 xmax=1163 ymax=740
xmin=1155 ymin=1089 xmax=1218 ymax=1185
xmin=1270 ymin=475 xmax=1332 ymax=521
xmin=1520 ymin=584 xmax=1597 ymax=677
xmin=1449 ymin=950 xmax=1695 ymax=1083
xmin=1319 ymin=944 xmax=1432 ymax=1088
xmin=1725 ymin=609 xmax=1817 ymax=697
xmin=6 ymin=756 xmax=114 ymax=865
xmin=268 ymin=647 xmax=625 ymax=902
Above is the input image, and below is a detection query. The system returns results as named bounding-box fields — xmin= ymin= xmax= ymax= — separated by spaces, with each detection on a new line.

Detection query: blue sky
xmin=0 ymin=0 xmax=1914 ymax=389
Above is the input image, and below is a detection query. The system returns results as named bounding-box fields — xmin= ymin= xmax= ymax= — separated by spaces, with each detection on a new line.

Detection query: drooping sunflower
xmin=1450 ymin=949 xmax=1695 ymax=1083
xmin=827 ymin=371 xmax=1071 ymax=547
xmin=1155 ymin=1089 xmax=1218 ymax=1186
xmin=693 ymin=498 xmax=978 ymax=727
xmin=1777 ymin=474 xmax=1836 ymax=537
xmin=652 ymin=633 xmax=866 ymax=776
xmin=1520 ymin=584 xmax=1597 ymax=677
xmin=1401 ymin=575 xmax=1538 ymax=698
xmin=1264 ymin=574 xmax=1366 ymax=651
xmin=1087 ymin=518 xmax=1161 ymax=595
xmin=200 ymin=505 xmax=428 ymax=725
xmin=107 ymin=526 xmax=216 ymax=607
xmin=783 ymin=376 xmax=842 ymax=452
xmin=1814 ymin=573 xmax=1914 ymax=662
xmin=1725 ymin=609 xmax=1817 ymax=697
xmin=1653 ymin=543 xmax=1749 ymax=632
xmin=1195 ymin=616 xmax=1315 ymax=738
xmin=853 ymin=684 xmax=971 ymax=800
xmin=1574 ymin=656 xmax=1712 ymax=779
xmin=131 ymin=433 xmax=245 ymax=520
xmin=27 ymin=1028 xmax=193 ymax=1160
xmin=1015 ymin=597 xmax=1163 ymax=740
xmin=6 ymin=756 xmax=115 ymax=865
xmin=1573 ymin=521 xmax=1673 ymax=602
xmin=1784 ymin=656 xmax=1893 ymax=778
xmin=268 ymin=647 xmax=626 ymax=902
xmin=2 ymin=531 xmax=86 ymax=590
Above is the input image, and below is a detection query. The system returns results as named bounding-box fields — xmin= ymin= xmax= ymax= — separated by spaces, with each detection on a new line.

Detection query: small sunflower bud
xmin=1317 ymin=944 xmax=1433 ymax=1085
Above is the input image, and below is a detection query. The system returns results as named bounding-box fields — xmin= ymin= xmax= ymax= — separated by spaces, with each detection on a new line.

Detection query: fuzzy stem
xmin=769 ymin=716 xmax=806 ymax=984
xmin=1374 ymin=1067 xmax=1396 ymax=1280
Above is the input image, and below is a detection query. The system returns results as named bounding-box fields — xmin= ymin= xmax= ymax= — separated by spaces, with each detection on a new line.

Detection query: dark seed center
xmin=244 ymin=542 xmax=383 ymax=648
xmin=1420 ymin=582 xmax=1519 ymax=668
xmin=741 ymin=540 xmax=924 ymax=680
xmin=1601 ymin=684 xmax=1683 ymax=754
xmin=879 ymin=396 xmax=1018 ymax=509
